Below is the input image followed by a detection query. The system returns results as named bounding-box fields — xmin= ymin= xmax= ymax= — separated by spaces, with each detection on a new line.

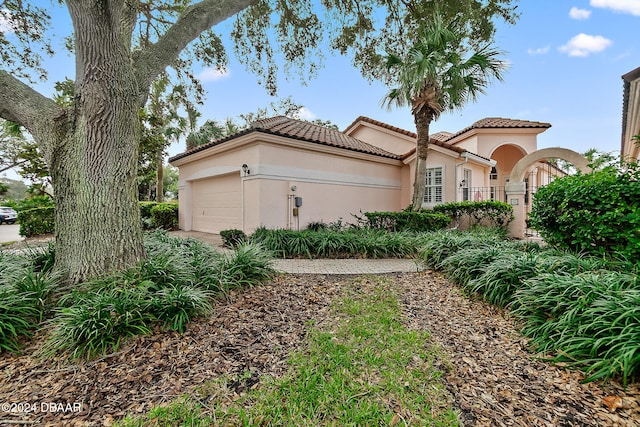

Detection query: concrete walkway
xmin=270 ymin=258 xmax=424 ymax=275
xmin=169 ymin=230 xmax=424 ymax=275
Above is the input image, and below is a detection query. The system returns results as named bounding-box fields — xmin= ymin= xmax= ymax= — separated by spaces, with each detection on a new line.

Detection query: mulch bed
xmin=0 ymin=272 xmax=638 ymax=426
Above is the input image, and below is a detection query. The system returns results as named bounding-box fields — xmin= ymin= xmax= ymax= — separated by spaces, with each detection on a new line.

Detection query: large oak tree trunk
xmin=411 ymin=111 xmax=432 ymax=211
xmin=52 ymin=1 xmax=145 ymax=284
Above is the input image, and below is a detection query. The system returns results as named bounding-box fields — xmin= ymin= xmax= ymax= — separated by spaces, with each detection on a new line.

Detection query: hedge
xmin=432 ymin=200 xmax=514 ymax=229
xmin=528 ymin=165 xmax=640 ymax=261
xmin=18 ymin=207 xmax=55 ymax=237
xmin=364 ymin=211 xmax=450 ymax=232
xmin=150 ymin=203 xmax=178 ymax=230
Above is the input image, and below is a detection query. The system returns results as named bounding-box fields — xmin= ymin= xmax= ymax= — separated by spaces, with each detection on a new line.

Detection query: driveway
xmin=0 ymin=224 xmax=22 ymax=244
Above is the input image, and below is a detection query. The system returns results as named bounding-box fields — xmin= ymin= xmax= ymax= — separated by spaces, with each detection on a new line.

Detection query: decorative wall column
xmin=505 ymin=181 xmax=527 ymax=239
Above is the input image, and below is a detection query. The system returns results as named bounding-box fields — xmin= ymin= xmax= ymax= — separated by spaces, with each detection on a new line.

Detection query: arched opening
xmin=505 ymin=148 xmax=591 ymax=239
xmin=491 ymin=144 xmax=528 ymax=184
xmin=489 ymin=143 xmax=527 ymax=202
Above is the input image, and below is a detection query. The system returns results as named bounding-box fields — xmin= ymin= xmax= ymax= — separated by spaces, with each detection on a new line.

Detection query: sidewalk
xmin=270 ymin=258 xmax=424 ymax=275
xmin=169 ymin=230 xmax=424 ymax=275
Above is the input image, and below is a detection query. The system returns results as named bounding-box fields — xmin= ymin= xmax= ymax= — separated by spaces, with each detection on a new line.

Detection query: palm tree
xmin=382 ymin=12 xmax=508 ymax=210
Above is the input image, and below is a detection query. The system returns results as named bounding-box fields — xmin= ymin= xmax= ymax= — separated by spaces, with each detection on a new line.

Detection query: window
xmin=424 ymin=167 xmax=443 ymax=204
xmin=462 ymin=169 xmax=472 ymax=201
xmin=490 ymin=166 xmax=498 ymax=180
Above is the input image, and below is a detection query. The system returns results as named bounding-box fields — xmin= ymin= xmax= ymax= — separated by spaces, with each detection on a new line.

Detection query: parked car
xmin=0 ymin=206 xmax=18 ymax=224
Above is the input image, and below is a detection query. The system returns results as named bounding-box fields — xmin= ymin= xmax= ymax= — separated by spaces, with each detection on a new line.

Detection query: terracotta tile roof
xmin=252 ymin=116 xmax=400 ymax=158
xmin=169 ymin=116 xmax=402 ymax=163
xmin=430 ymin=131 xmax=454 ymax=142
xmin=344 ymin=116 xmax=418 ymax=138
xmin=446 ymin=117 xmax=551 ymax=142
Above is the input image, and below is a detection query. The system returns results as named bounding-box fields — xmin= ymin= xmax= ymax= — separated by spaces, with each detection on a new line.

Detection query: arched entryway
xmin=505 ymin=148 xmax=591 ymax=239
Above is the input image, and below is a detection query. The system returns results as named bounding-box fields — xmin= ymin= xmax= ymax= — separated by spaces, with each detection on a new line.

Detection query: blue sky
xmin=184 ymin=0 xmax=638 ymax=159
xmin=2 ymin=0 xmax=639 ymax=175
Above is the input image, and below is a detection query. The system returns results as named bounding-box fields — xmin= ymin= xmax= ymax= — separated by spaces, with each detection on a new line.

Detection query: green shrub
xmin=150 ymin=202 xmax=178 ymax=229
xmin=6 ymin=195 xmax=53 ymax=212
xmin=416 ymin=229 xmax=507 ymax=269
xmin=139 ymin=201 xmax=158 ymax=229
xmin=41 ymin=231 xmax=275 ymax=359
xmin=250 ymin=227 xmax=418 ymax=259
xmin=467 ymin=251 xmax=540 ymax=307
xmin=0 ymin=289 xmax=41 ymax=352
xmin=148 ymin=284 xmax=213 ymax=333
xmin=439 ymin=244 xmax=516 ymax=287
xmin=220 ymin=229 xmax=247 ymax=248
xmin=44 ymin=286 xmax=153 ymax=359
xmin=18 ymin=206 xmax=55 ymax=237
xmin=432 ymin=200 xmax=514 ymax=229
xmin=0 ymin=267 xmax=59 ymax=352
xmin=528 ymin=164 xmax=640 ymax=262
xmin=514 ymin=271 xmax=640 ymax=384
xmin=364 ymin=211 xmax=450 ymax=232
xmin=217 ymin=243 xmax=275 ymax=290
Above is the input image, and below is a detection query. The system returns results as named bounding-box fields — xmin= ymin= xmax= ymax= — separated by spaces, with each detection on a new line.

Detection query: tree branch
xmin=0 ymin=70 xmax=67 ymax=161
xmin=132 ymin=0 xmax=258 ymax=103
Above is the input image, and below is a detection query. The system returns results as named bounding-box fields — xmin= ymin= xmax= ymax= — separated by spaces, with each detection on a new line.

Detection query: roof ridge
xmin=169 ymin=115 xmax=402 ymax=163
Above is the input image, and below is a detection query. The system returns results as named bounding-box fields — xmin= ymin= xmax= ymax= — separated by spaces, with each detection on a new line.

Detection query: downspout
xmin=241 ymin=170 xmax=245 ymax=232
xmin=455 ymin=155 xmax=469 ymax=202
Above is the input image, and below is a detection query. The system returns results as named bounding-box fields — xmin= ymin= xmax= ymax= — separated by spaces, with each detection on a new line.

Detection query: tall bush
xmin=432 ymin=200 xmax=513 ymax=229
xmin=528 ymin=164 xmax=640 ymax=262
xmin=150 ymin=203 xmax=179 ymax=230
xmin=363 ymin=211 xmax=449 ymax=232
xmin=18 ymin=207 xmax=55 ymax=237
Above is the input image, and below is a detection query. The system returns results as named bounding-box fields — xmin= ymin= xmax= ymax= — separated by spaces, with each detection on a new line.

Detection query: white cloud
xmin=590 ymin=0 xmax=640 ymax=16
xmin=559 ymin=33 xmax=612 ymax=57
xmin=569 ymin=7 xmax=592 ymax=19
xmin=0 ymin=9 xmax=15 ymax=33
xmin=197 ymin=68 xmax=230 ymax=82
xmin=297 ymin=107 xmax=316 ymax=121
xmin=527 ymin=46 xmax=550 ymax=55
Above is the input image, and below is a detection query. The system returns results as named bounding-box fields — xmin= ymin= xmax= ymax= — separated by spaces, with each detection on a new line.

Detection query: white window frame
xmin=462 ymin=168 xmax=472 ymax=201
xmin=423 ymin=166 xmax=444 ymax=206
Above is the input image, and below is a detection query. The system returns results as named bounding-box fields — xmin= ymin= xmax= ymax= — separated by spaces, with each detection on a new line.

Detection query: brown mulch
xmin=0 ymin=272 xmax=638 ymax=426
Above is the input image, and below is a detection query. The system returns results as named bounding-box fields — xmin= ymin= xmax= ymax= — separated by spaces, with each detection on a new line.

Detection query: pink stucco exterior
xmin=171 ymin=129 xmax=405 ymax=233
xmin=170 ymin=116 xmax=558 ymax=235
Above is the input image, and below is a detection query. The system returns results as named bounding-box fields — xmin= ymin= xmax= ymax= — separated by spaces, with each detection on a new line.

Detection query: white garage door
xmin=191 ymin=174 xmax=242 ymax=233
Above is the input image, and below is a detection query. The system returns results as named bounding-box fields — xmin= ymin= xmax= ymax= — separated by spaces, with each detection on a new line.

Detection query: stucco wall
xmin=347 ymin=124 xmax=415 ymax=156
xmin=174 ymin=135 xmax=404 ymax=233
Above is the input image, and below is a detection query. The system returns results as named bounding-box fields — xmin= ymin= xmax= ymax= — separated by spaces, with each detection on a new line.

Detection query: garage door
xmin=191 ymin=174 xmax=242 ymax=233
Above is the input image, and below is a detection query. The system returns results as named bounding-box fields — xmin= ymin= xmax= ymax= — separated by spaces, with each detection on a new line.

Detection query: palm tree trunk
xmin=156 ymin=148 xmax=164 ymax=203
xmin=411 ymin=110 xmax=432 ymax=211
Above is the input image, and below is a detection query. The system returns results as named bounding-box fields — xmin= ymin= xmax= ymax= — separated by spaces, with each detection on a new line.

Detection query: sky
xmin=1 ymin=0 xmax=639 ymax=181
xmin=183 ymin=0 xmax=638 ymax=159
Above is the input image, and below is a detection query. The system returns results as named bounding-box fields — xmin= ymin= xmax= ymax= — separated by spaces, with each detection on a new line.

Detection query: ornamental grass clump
xmin=416 ymin=228 xmax=506 ymax=269
xmin=43 ymin=231 xmax=275 ymax=359
xmin=0 ymin=250 xmax=59 ymax=352
xmin=43 ymin=285 xmax=154 ymax=359
xmin=467 ymin=251 xmax=541 ymax=308
xmin=513 ymin=271 xmax=640 ymax=384
xmin=147 ymin=283 xmax=213 ymax=333
xmin=439 ymin=243 xmax=516 ymax=287
xmin=250 ymin=227 xmax=417 ymax=259
xmin=217 ymin=243 xmax=275 ymax=291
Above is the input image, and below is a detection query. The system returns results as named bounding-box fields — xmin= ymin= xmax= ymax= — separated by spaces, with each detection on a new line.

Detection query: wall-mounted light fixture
xmin=459 ymin=179 xmax=466 ymax=187
xmin=242 ymin=164 xmax=250 ymax=175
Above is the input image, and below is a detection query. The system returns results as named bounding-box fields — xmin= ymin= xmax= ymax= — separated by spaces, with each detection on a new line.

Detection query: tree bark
xmin=47 ymin=1 xmax=146 ymax=283
xmin=0 ymin=0 xmax=259 ymax=284
xmin=411 ymin=110 xmax=432 ymax=211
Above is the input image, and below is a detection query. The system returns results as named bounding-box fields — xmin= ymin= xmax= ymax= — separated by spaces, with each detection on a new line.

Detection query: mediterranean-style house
xmin=169 ymin=115 xmax=576 ymax=237
xmin=622 ymin=66 xmax=640 ymax=161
